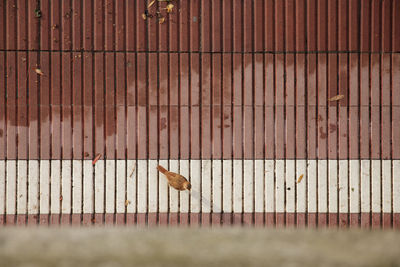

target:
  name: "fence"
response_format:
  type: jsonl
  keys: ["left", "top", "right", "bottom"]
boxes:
{"left": 0, "top": 0, "right": 399, "bottom": 227}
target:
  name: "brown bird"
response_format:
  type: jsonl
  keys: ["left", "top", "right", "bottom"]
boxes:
{"left": 157, "top": 165, "right": 191, "bottom": 191}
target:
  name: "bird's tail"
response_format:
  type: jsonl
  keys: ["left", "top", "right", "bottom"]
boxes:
{"left": 157, "top": 165, "right": 168, "bottom": 175}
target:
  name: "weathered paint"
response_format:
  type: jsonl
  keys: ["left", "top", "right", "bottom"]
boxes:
{"left": 0, "top": 0, "right": 399, "bottom": 227}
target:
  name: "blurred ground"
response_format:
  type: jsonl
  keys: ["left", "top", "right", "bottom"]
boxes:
{"left": 0, "top": 227, "right": 399, "bottom": 267}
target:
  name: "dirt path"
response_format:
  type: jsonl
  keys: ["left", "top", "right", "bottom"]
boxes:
{"left": 0, "top": 228, "right": 399, "bottom": 267}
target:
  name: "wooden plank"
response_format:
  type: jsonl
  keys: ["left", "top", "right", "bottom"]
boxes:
{"left": 105, "top": 160, "right": 116, "bottom": 219}
{"left": 243, "top": 160, "right": 254, "bottom": 215}
{"left": 382, "top": 160, "right": 392, "bottom": 218}
{"left": 190, "top": 160, "right": 201, "bottom": 217}
{"left": 158, "top": 159, "right": 169, "bottom": 214}
{"left": 275, "top": 160, "right": 284, "bottom": 215}
{"left": 360, "top": 160, "right": 370, "bottom": 227}
{"left": 6, "top": 161, "right": 16, "bottom": 222}
{"left": 212, "top": 160, "right": 222, "bottom": 214}
{"left": 233, "top": 159, "right": 243, "bottom": 214}
{"left": 222, "top": 160, "right": 232, "bottom": 214}
{"left": 116, "top": 160, "right": 126, "bottom": 214}
{"left": 169, "top": 161, "right": 179, "bottom": 214}
{"left": 394, "top": 161, "right": 400, "bottom": 223}
{"left": 371, "top": 160, "right": 381, "bottom": 228}
{"left": 137, "top": 160, "right": 147, "bottom": 214}
{"left": 285, "top": 160, "right": 295, "bottom": 225}
{"left": 201, "top": 160, "right": 212, "bottom": 217}
{"left": 83, "top": 160, "right": 93, "bottom": 215}
{"left": 0, "top": 161, "right": 4, "bottom": 220}
{"left": 94, "top": 160, "right": 104, "bottom": 215}
{"left": 17, "top": 161, "right": 27, "bottom": 223}
{"left": 72, "top": 160, "right": 82, "bottom": 218}
{"left": 338, "top": 160, "right": 348, "bottom": 227}
{"left": 126, "top": 160, "right": 137, "bottom": 214}
{"left": 307, "top": 159, "right": 317, "bottom": 220}
{"left": 180, "top": 160, "right": 190, "bottom": 219}
{"left": 50, "top": 160, "right": 61, "bottom": 218}
{"left": 296, "top": 160, "right": 306, "bottom": 217}
{"left": 148, "top": 160, "right": 158, "bottom": 214}
{"left": 318, "top": 160, "right": 328, "bottom": 225}
{"left": 265, "top": 160, "right": 274, "bottom": 214}
{"left": 61, "top": 160, "right": 71, "bottom": 214}
{"left": 254, "top": 160, "right": 264, "bottom": 214}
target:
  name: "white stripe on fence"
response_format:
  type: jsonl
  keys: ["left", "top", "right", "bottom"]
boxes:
{"left": 0, "top": 159, "right": 398, "bottom": 215}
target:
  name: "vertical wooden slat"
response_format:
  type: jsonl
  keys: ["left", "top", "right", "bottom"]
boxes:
{"left": 147, "top": 160, "right": 157, "bottom": 226}
{"left": 0, "top": 0, "right": 5, "bottom": 223}
{"left": 168, "top": 0, "right": 180, "bottom": 225}
{"left": 221, "top": 0, "right": 233, "bottom": 224}
{"left": 316, "top": 0, "right": 328, "bottom": 228}
{"left": 179, "top": 160, "right": 190, "bottom": 225}
{"left": 146, "top": 0, "right": 159, "bottom": 227}
{"left": 93, "top": 0, "right": 105, "bottom": 225}
{"left": 104, "top": 0, "right": 115, "bottom": 225}
{"left": 306, "top": 0, "right": 317, "bottom": 226}
{"left": 274, "top": 0, "right": 285, "bottom": 227}
{"left": 381, "top": 0, "right": 392, "bottom": 229}
{"left": 348, "top": 0, "right": 360, "bottom": 227}
{"left": 82, "top": 0, "right": 94, "bottom": 226}
{"left": 115, "top": 0, "right": 126, "bottom": 225}
{"left": 179, "top": 0, "right": 190, "bottom": 225}
{"left": 338, "top": 0, "right": 349, "bottom": 228}
{"left": 264, "top": 0, "right": 274, "bottom": 226}
{"left": 327, "top": 0, "right": 338, "bottom": 228}
{"left": 136, "top": 0, "right": 147, "bottom": 225}
{"left": 201, "top": 0, "right": 212, "bottom": 226}
{"left": 242, "top": 0, "right": 254, "bottom": 226}
{"left": 360, "top": 0, "right": 371, "bottom": 228}
{"left": 50, "top": 0, "right": 62, "bottom": 225}
{"left": 6, "top": 0, "right": 18, "bottom": 221}
{"left": 265, "top": 160, "right": 274, "bottom": 226}
{"left": 28, "top": 0, "right": 41, "bottom": 225}
{"left": 71, "top": 0, "right": 83, "bottom": 225}
{"left": 39, "top": 0, "right": 51, "bottom": 225}
{"left": 295, "top": 0, "right": 306, "bottom": 228}
{"left": 0, "top": 0, "right": 5, "bottom": 225}
{"left": 158, "top": 2, "right": 168, "bottom": 222}
{"left": 393, "top": 0, "right": 400, "bottom": 229}
{"left": 190, "top": 160, "right": 201, "bottom": 225}
{"left": 232, "top": 0, "right": 243, "bottom": 225}
{"left": 371, "top": 0, "right": 381, "bottom": 229}
{"left": 125, "top": 0, "right": 136, "bottom": 225}
{"left": 189, "top": 0, "right": 200, "bottom": 225}
{"left": 285, "top": 0, "right": 296, "bottom": 227}
{"left": 169, "top": 160, "right": 179, "bottom": 225}
{"left": 253, "top": 0, "right": 264, "bottom": 226}
{"left": 16, "top": 0, "right": 28, "bottom": 226}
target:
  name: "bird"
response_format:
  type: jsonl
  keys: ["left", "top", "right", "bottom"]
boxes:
{"left": 157, "top": 165, "right": 191, "bottom": 191}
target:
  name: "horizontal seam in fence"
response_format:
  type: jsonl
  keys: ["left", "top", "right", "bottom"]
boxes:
{"left": 0, "top": 49, "right": 399, "bottom": 54}
{"left": 5, "top": 104, "right": 399, "bottom": 108}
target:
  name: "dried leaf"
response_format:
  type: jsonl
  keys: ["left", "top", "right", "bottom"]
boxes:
{"left": 35, "top": 68, "right": 44, "bottom": 75}
{"left": 92, "top": 154, "right": 101, "bottom": 165}
{"left": 158, "top": 17, "right": 165, "bottom": 24}
{"left": 148, "top": 0, "right": 156, "bottom": 8}
{"left": 125, "top": 200, "right": 131, "bottom": 206}
{"left": 60, "top": 195, "right": 63, "bottom": 201}
{"left": 297, "top": 174, "right": 304, "bottom": 184}
{"left": 142, "top": 13, "right": 147, "bottom": 20}
{"left": 129, "top": 166, "right": 136, "bottom": 178}
{"left": 329, "top": 94, "right": 344, "bottom": 101}
{"left": 165, "top": 3, "right": 174, "bottom": 13}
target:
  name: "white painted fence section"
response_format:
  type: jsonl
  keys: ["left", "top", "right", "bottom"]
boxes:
{"left": 0, "top": 160, "right": 398, "bottom": 226}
